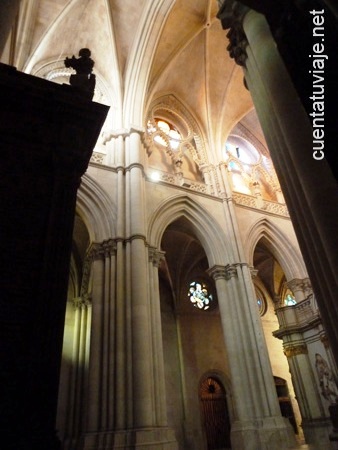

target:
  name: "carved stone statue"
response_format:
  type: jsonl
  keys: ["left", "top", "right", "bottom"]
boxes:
{"left": 64, "top": 48, "right": 96, "bottom": 98}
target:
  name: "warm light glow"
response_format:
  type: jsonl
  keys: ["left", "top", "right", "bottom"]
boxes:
{"left": 150, "top": 171, "right": 161, "bottom": 182}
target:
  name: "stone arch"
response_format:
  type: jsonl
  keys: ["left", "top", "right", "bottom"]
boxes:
{"left": 198, "top": 369, "right": 232, "bottom": 403}
{"left": 244, "top": 218, "right": 307, "bottom": 280}
{"left": 123, "top": 0, "right": 175, "bottom": 127}
{"left": 76, "top": 173, "right": 116, "bottom": 242}
{"left": 148, "top": 194, "right": 230, "bottom": 267}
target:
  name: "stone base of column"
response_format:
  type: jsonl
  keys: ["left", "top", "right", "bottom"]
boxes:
{"left": 82, "top": 427, "right": 178, "bottom": 449}
{"left": 230, "top": 416, "right": 296, "bottom": 450}
{"left": 329, "top": 403, "right": 338, "bottom": 446}
{"left": 302, "top": 417, "right": 336, "bottom": 449}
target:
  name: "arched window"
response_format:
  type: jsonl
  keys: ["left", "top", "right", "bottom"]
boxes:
{"left": 148, "top": 118, "right": 181, "bottom": 150}
{"left": 284, "top": 293, "right": 296, "bottom": 306}
{"left": 255, "top": 286, "right": 267, "bottom": 316}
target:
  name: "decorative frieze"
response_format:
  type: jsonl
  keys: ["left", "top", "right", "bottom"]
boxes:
{"left": 90, "top": 151, "right": 105, "bottom": 165}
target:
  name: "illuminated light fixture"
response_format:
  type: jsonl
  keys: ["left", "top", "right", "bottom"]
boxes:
{"left": 151, "top": 171, "right": 161, "bottom": 182}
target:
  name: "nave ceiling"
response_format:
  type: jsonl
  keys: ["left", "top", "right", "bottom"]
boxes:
{"left": 2, "top": 0, "right": 264, "bottom": 160}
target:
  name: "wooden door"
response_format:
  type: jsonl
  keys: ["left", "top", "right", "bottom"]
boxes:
{"left": 200, "top": 377, "right": 231, "bottom": 450}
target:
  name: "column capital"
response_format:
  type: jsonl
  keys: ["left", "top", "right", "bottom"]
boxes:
{"left": 208, "top": 264, "right": 238, "bottom": 281}
{"left": 90, "top": 239, "right": 117, "bottom": 260}
{"left": 249, "top": 266, "right": 258, "bottom": 278}
{"left": 148, "top": 247, "right": 166, "bottom": 268}
{"left": 284, "top": 344, "right": 308, "bottom": 358}
{"left": 320, "top": 334, "right": 330, "bottom": 349}
{"left": 217, "top": 0, "right": 250, "bottom": 67}
{"left": 287, "top": 278, "right": 304, "bottom": 293}
{"left": 73, "top": 293, "right": 92, "bottom": 309}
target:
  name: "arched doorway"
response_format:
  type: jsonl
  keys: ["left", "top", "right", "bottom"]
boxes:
{"left": 200, "top": 376, "right": 231, "bottom": 450}
{"left": 274, "top": 376, "right": 298, "bottom": 434}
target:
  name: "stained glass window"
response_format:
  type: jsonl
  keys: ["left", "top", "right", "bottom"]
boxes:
{"left": 188, "top": 281, "right": 213, "bottom": 310}
{"left": 284, "top": 294, "right": 297, "bottom": 306}
{"left": 147, "top": 119, "right": 181, "bottom": 150}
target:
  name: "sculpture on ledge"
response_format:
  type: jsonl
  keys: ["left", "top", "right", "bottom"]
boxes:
{"left": 64, "top": 48, "right": 96, "bottom": 98}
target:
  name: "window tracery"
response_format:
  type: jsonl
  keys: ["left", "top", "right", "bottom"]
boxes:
{"left": 145, "top": 95, "right": 208, "bottom": 186}
{"left": 188, "top": 281, "right": 213, "bottom": 311}
{"left": 224, "top": 134, "right": 280, "bottom": 201}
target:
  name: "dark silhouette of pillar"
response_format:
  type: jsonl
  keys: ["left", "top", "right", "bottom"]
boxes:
{"left": 217, "top": 0, "right": 338, "bottom": 443}
{"left": 0, "top": 63, "right": 109, "bottom": 450}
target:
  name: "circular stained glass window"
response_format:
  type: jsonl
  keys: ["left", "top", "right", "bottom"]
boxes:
{"left": 188, "top": 281, "right": 213, "bottom": 310}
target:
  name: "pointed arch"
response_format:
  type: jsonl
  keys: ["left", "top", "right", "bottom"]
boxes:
{"left": 145, "top": 93, "right": 209, "bottom": 166}
{"left": 244, "top": 218, "right": 307, "bottom": 280}
{"left": 76, "top": 173, "right": 116, "bottom": 242}
{"left": 148, "top": 194, "right": 230, "bottom": 267}
{"left": 123, "top": 0, "right": 175, "bottom": 127}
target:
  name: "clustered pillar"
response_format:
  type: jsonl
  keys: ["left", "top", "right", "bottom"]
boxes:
{"left": 208, "top": 263, "right": 295, "bottom": 450}
{"left": 81, "top": 130, "right": 178, "bottom": 449}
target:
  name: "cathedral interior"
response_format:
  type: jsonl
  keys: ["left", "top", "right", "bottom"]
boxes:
{"left": 0, "top": 1, "right": 337, "bottom": 450}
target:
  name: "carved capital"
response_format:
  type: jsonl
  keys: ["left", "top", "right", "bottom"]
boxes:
{"left": 90, "top": 239, "right": 117, "bottom": 260}
{"left": 217, "top": 1, "right": 249, "bottom": 67}
{"left": 208, "top": 264, "right": 238, "bottom": 281}
{"left": 287, "top": 278, "right": 304, "bottom": 293}
{"left": 208, "top": 265, "right": 227, "bottom": 281}
{"left": 320, "top": 334, "right": 330, "bottom": 349}
{"left": 249, "top": 266, "right": 258, "bottom": 278}
{"left": 302, "top": 278, "right": 313, "bottom": 297}
{"left": 284, "top": 344, "right": 308, "bottom": 358}
{"left": 73, "top": 293, "right": 92, "bottom": 309}
{"left": 102, "top": 239, "right": 117, "bottom": 257}
{"left": 148, "top": 247, "right": 165, "bottom": 268}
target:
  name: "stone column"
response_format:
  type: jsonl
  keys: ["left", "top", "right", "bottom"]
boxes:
{"left": 283, "top": 344, "right": 331, "bottom": 448}
{"left": 112, "top": 130, "right": 178, "bottom": 449}
{"left": 0, "top": 0, "right": 21, "bottom": 54}
{"left": 217, "top": 0, "right": 338, "bottom": 367}
{"left": 208, "top": 264, "right": 295, "bottom": 450}
{"left": 62, "top": 294, "right": 91, "bottom": 450}
{"left": 83, "top": 240, "right": 118, "bottom": 449}
{"left": 217, "top": 3, "right": 338, "bottom": 441}
{"left": 148, "top": 247, "right": 169, "bottom": 427}
{"left": 287, "top": 278, "right": 310, "bottom": 303}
